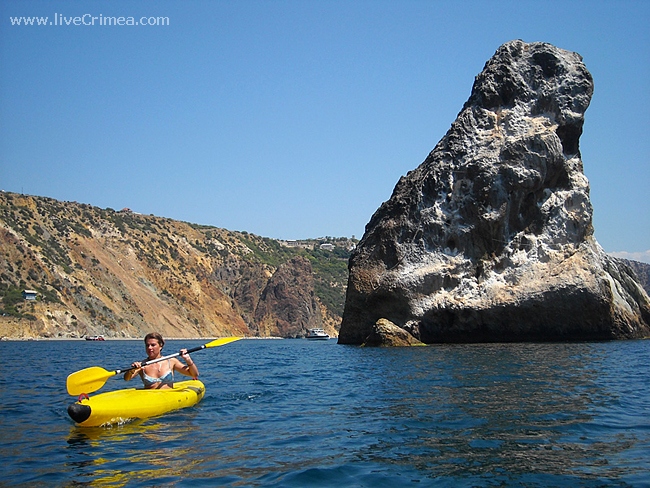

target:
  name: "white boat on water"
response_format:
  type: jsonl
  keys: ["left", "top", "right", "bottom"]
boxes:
{"left": 85, "top": 335, "right": 105, "bottom": 341}
{"left": 305, "top": 328, "right": 330, "bottom": 340}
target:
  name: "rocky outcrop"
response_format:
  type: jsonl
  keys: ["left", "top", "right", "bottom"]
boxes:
{"left": 622, "top": 260, "right": 650, "bottom": 295}
{"left": 253, "top": 257, "right": 323, "bottom": 338}
{"left": 339, "top": 40, "right": 650, "bottom": 344}
{"left": 362, "top": 318, "right": 426, "bottom": 347}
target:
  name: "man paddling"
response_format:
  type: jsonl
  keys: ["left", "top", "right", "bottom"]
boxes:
{"left": 124, "top": 332, "right": 199, "bottom": 388}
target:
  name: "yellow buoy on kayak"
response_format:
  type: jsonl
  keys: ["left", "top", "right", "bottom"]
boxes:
{"left": 68, "top": 380, "right": 205, "bottom": 427}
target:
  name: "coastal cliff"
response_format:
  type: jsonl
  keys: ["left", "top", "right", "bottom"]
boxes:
{"left": 339, "top": 40, "right": 650, "bottom": 344}
{"left": 0, "top": 192, "right": 353, "bottom": 339}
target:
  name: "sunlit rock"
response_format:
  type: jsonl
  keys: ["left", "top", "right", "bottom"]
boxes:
{"left": 339, "top": 40, "right": 650, "bottom": 344}
{"left": 361, "top": 318, "right": 425, "bottom": 347}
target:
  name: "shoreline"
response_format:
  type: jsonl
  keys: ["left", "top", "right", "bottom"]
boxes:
{"left": 0, "top": 335, "right": 288, "bottom": 341}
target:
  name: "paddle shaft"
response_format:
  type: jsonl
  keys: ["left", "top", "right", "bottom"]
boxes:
{"left": 66, "top": 337, "right": 241, "bottom": 395}
{"left": 115, "top": 344, "right": 207, "bottom": 375}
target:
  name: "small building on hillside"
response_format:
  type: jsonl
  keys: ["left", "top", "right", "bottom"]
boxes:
{"left": 23, "top": 290, "right": 37, "bottom": 301}
{"left": 280, "top": 240, "right": 314, "bottom": 250}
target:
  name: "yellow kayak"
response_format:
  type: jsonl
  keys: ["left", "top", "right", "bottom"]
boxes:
{"left": 67, "top": 380, "right": 205, "bottom": 427}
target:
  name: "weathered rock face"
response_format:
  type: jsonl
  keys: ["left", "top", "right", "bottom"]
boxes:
{"left": 339, "top": 40, "right": 650, "bottom": 344}
{"left": 623, "top": 260, "right": 650, "bottom": 295}
{"left": 253, "top": 256, "right": 323, "bottom": 338}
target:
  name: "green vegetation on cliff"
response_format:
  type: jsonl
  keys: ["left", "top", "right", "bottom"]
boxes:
{"left": 0, "top": 192, "right": 356, "bottom": 338}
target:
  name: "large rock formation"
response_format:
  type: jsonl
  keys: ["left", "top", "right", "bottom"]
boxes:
{"left": 339, "top": 40, "right": 650, "bottom": 344}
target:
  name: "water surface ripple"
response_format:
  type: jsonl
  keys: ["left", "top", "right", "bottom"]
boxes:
{"left": 0, "top": 339, "right": 648, "bottom": 486}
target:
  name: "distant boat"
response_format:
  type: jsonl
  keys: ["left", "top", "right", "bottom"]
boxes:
{"left": 85, "top": 335, "right": 105, "bottom": 341}
{"left": 305, "top": 328, "right": 329, "bottom": 340}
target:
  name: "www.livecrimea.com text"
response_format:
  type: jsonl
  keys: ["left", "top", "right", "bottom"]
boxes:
{"left": 9, "top": 13, "right": 170, "bottom": 27}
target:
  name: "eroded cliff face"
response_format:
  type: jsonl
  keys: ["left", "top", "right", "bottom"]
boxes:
{"left": 339, "top": 40, "right": 650, "bottom": 344}
{"left": 0, "top": 193, "right": 346, "bottom": 339}
{"left": 253, "top": 257, "right": 323, "bottom": 338}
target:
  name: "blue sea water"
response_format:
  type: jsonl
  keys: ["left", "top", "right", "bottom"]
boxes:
{"left": 0, "top": 338, "right": 648, "bottom": 487}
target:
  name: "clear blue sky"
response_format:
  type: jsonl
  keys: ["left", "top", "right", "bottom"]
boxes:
{"left": 1, "top": 1, "right": 648, "bottom": 263}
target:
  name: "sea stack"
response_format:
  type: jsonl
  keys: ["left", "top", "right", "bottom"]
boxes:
{"left": 339, "top": 40, "right": 650, "bottom": 345}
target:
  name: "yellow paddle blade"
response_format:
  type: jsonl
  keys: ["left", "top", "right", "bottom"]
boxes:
{"left": 66, "top": 366, "right": 116, "bottom": 396}
{"left": 204, "top": 337, "right": 243, "bottom": 348}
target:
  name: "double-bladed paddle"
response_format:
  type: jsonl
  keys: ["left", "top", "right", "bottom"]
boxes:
{"left": 66, "top": 336, "right": 242, "bottom": 396}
